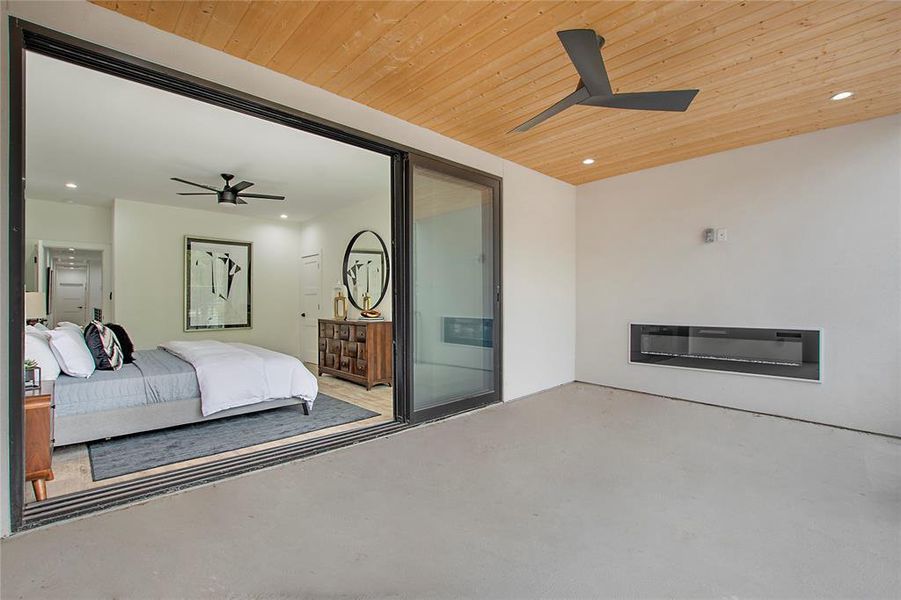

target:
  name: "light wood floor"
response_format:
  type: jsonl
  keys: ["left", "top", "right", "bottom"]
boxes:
{"left": 27, "top": 364, "right": 393, "bottom": 503}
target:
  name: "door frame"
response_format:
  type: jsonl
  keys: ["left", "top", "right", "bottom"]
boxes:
{"left": 299, "top": 252, "right": 322, "bottom": 364}
{"left": 6, "top": 17, "right": 502, "bottom": 532}
{"left": 406, "top": 154, "right": 503, "bottom": 424}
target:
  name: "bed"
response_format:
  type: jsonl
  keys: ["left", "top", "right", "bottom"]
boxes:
{"left": 53, "top": 341, "right": 318, "bottom": 447}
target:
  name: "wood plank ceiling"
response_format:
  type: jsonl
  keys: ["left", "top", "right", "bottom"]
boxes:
{"left": 90, "top": 1, "right": 901, "bottom": 185}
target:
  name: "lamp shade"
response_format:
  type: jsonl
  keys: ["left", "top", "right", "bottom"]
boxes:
{"left": 25, "top": 292, "right": 47, "bottom": 320}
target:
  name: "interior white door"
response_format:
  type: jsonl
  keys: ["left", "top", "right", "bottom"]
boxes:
{"left": 53, "top": 267, "right": 88, "bottom": 326}
{"left": 299, "top": 253, "right": 321, "bottom": 364}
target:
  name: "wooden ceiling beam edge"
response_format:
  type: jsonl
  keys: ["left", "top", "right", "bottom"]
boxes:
{"left": 568, "top": 100, "right": 901, "bottom": 184}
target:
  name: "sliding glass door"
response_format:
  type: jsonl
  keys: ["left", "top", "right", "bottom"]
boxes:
{"left": 410, "top": 156, "right": 501, "bottom": 422}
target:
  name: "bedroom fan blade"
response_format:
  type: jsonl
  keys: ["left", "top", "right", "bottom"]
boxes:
{"left": 230, "top": 180, "right": 254, "bottom": 193}
{"left": 583, "top": 89, "right": 699, "bottom": 112}
{"left": 177, "top": 192, "right": 217, "bottom": 195}
{"left": 236, "top": 198, "right": 248, "bottom": 204}
{"left": 557, "top": 29, "right": 612, "bottom": 97}
{"left": 238, "top": 193, "right": 286, "bottom": 200}
{"left": 511, "top": 86, "right": 590, "bottom": 133}
{"left": 170, "top": 177, "right": 220, "bottom": 191}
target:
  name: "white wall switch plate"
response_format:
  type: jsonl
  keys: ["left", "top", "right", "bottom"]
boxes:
{"left": 716, "top": 228, "right": 728, "bottom": 242}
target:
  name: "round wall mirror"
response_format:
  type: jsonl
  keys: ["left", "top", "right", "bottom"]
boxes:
{"left": 343, "top": 230, "right": 390, "bottom": 311}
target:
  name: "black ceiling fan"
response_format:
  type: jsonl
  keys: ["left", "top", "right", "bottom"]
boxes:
{"left": 171, "top": 173, "right": 286, "bottom": 205}
{"left": 511, "top": 29, "right": 699, "bottom": 133}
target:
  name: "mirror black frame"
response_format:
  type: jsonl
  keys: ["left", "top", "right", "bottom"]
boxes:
{"left": 342, "top": 229, "right": 390, "bottom": 310}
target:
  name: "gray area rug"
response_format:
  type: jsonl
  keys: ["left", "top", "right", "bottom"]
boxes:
{"left": 87, "top": 394, "right": 379, "bottom": 481}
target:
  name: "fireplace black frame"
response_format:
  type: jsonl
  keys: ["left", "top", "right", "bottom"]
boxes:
{"left": 629, "top": 324, "right": 822, "bottom": 382}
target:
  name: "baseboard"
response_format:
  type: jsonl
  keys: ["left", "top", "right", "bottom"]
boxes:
{"left": 575, "top": 380, "right": 901, "bottom": 440}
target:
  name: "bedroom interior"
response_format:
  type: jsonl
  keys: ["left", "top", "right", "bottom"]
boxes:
{"left": 20, "top": 50, "right": 399, "bottom": 502}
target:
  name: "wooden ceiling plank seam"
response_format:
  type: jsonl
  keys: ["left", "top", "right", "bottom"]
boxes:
{"left": 334, "top": 0, "right": 561, "bottom": 102}
{"left": 407, "top": 0, "right": 680, "bottom": 129}
{"left": 321, "top": 2, "right": 462, "bottom": 96}
{"left": 301, "top": 1, "right": 427, "bottom": 86}
{"left": 376, "top": 0, "right": 582, "bottom": 117}
{"left": 348, "top": 1, "right": 511, "bottom": 104}
{"left": 173, "top": 0, "right": 218, "bottom": 41}
{"left": 111, "top": 1, "right": 152, "bottom": 22}
{"left": 566, "top": 95, "right": 901, "bottom": 182}
{"left": 222, "top": 0, "right": 283, "bottom": 58}
{"left": 320, "top": 0, "right": 505, "bottom": 95}
{"left": 200, "top": 1, "right": 253, "bottom": 51}
{"left": 424, "top": 0, "right": 749, "bottom": 136}
{"left": 303, "top": 1, "right": 453, "bottom": 93}
{"left": 284, "top": 0, "right": 397, "bottom": 81}
{"left": 488, "top": 10, "right": 901, "bottom": 160}
{"left": 266, "top": 2, "right": 357, "bottom": 74}
{"left": 349, "top": 0, "right": 539, "bottom": 108}
{"left": 244, "top": 2, "right": 322, "bottom": 66}
{"left": 476, "top": 3, "right": 900, "bottom": 156}
{"left": 543, "top": 72, "right": 901, "bottom": 178}
{"left": 393, "top": 0, "right": 649, "bottom": 123}
{"left": 145, "top": 0, "right": 186, "bottom": 33}
{"left": 461, "top": 0, "right": 819, "bottom": 145}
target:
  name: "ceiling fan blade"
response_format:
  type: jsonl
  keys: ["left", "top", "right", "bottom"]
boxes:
{"left": 230, "top": 180, "right": 254, "bottom": 193}
{"left": 511, "top": 87, "right": 590, "bottom": 133}
{"left": 236, "top": 198, "right": 248, "bottom": 205}
{"left": 238, "top": 193, "right": 286, "bottom": 200}
{"left": 171, "top": 177, "right": 220, "bottom": 191}
{"left": 583, "top": 89, "right": 699, "bottom": 112}
{"left": 177, "top": 192, "right": 217, "bottom": 196}
{"left": 557, "top": 29, "right": 612, "bottom": 97}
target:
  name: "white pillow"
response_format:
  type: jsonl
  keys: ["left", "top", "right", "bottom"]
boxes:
{"left": 48, "top": 328, "right": 95, "bottom": 378}
{"left": 25, "top": 332, "right": 61, "bottom": 381}
{"left": 56, "top": 321, "right": 83, "bottom": 331}
{"left": 33, "top": 322, "right": 50, "bottom": 332}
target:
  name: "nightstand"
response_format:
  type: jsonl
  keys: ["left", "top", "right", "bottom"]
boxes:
{"left": 24, "top": 381, "right": 54, "bottom": 501}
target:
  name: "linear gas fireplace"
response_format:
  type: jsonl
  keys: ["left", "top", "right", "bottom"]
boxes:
{"left": 630, "top": 324, "right": 821, "bottom": 381}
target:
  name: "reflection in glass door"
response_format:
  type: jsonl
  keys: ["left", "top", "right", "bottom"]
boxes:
{"left": 410, "top": 156, "right": 501, "bottom": 422}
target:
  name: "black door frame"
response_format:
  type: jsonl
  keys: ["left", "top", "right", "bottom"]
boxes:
{"left": 6, "top": 18, "right": 503, "bottom": 532}
{"left": 407, "top": 155, "right": 503, "bottom": 424}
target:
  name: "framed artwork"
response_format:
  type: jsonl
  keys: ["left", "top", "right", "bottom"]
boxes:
{"left": 184, "top": 236, "right": 252, "bottom": 331}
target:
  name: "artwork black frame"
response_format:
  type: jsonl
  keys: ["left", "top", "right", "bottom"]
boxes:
{"left": 6, "top": 17, "right": 503, "bottom": 532}
{"left": 342, "top": 230, "right": 390, "bottom": 311}
{"left": 184, "top": 236, "right": 253, "bottom": 331}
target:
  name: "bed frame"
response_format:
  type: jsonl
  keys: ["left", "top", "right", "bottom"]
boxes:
{"left": 54, "top": 396, "right": 312, "bottom": 447}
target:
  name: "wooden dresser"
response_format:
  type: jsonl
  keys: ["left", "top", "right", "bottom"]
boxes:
{"left": 24, "top": 381, "right": 54, "bottom": 501}
{"left": 318, "top": 319, "right": 392, "bottom": 390}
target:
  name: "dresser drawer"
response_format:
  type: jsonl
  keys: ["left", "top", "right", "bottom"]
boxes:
{"left": 355, "top": 326, "right": 367, "bottom": 342}
{"left": 354, "top": 359, "right": 368, "bottom": 377}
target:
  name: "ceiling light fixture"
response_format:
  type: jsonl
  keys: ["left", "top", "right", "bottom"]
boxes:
{"left": 68, "top": 256, "right": 75, "bottom": 259}
{"left": 582, "top": 158, "right": 595, "bottom": 165}
{"left": 280, "top": 214, "right": 288, "bottom": 219}
{"left": 65, "top": 182, "right": 78, "bottom": 189}
{"left": 68, "top": 248, "right": 75, "bottom": 252}
{"left": 831, "top": 91, "right": 853, "bottom": 101}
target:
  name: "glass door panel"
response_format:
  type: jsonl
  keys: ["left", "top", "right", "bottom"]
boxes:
{"left": 410, "top": 158, "right": 501, "bottom": 421}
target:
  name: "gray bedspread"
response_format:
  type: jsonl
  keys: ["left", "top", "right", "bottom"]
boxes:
{"left": 54, "top": 349, "right": 200, "bottom": 417}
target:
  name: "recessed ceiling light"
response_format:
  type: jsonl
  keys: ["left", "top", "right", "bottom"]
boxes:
{"left": 68, "top": 256, "right": 75, "bottom": 259}
{"left": 582, "top": 158, "right": 595, "bottom": 165}
{"left": 280, "top": 214, "right": 288, "bottom": 219}
{"left": 65, "top": 182, "right": 78, "bottom": 189}
{"left": 67, "top": 248, "right": 75, "bottom": 252}
{"left": 831, "top": 91, "right": 854, "bottom": 101}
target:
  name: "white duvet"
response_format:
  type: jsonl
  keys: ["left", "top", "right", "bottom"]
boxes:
{"left": 160, "top": 340, "right": 319, "bottom": 416}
